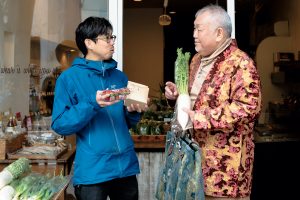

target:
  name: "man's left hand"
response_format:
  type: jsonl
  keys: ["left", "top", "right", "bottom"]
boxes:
{"left": 126, "top": 98, "right": 150, "bottom": 113}
{"left": 182, "top": 107, "right": 195, "bottom": 121}
{"left": 126, "top": 103, "right": 148, "bottom": 113}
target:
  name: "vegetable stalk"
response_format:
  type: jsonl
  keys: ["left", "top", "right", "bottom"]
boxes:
{"left": 175, "top": 48, "right": 190, "bottom": 95}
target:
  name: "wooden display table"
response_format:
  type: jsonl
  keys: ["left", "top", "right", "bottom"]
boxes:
{"left": 0, "top": 148, "right": 76, "bottom": 200}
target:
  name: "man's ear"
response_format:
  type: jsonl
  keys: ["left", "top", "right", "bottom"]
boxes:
{"left": 216, "top": 27, "right": 225, "bottom": 42}
{"left": 84, "top": 38, "right": 94, "bottom": 50}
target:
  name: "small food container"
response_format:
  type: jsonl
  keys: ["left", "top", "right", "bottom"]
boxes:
{"left": 102, "top": 87, "right": 130, "bottom": 101}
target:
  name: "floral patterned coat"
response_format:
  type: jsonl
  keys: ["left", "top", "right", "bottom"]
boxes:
{"left": 189, "top": 41, "right": 262, "bottom": 198}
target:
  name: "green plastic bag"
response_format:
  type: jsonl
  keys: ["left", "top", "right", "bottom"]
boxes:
{"left": 155, "top": 130, "right": 205, "bottom": 200}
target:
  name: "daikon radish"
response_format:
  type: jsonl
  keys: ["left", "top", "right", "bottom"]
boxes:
{"left": 0, "top": 185, "right": 15, "bottom": 200}
{"left": 174, "top": 48, "right": 191, "bottom": 130}
{"left": 177, "top": 93, "right": 191, "bottom": 130}
{"left": 0, "top": 170, "right": 13, "bottom": 190}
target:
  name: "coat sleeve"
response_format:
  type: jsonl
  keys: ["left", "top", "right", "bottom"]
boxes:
{"left": 51, "top": 76, "right": 101, "bottom": 135}
{"left": 193, "top": 57, "right": 262, "bottom": 132}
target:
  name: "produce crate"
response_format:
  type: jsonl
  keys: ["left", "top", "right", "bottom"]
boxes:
{"left": 0, "top": 132, "right": 26, "bottom": 160}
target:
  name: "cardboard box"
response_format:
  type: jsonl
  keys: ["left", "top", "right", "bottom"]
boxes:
{"left": 124, "top": 81, "right": 149, "bottom": 107}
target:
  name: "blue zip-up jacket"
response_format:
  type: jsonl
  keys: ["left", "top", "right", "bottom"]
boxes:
{"left": 51, "top": 57, "right": 141, "bottom": 186}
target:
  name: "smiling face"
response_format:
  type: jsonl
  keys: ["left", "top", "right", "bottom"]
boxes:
{"left": 193, "top": 11, "right": 225, "bottom": 57}
{"left": 84, "top": 33, "right": 115, "bottom": 61}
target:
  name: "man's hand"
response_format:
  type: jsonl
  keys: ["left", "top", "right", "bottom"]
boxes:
{"left": 165, "top": 81, "right": 179, "bottom": 100}
{"left": 96, "top": 90, "right": 120, "bottom": 107}
{"left": 126, "top": 98, "right": 150, "bottom": 113}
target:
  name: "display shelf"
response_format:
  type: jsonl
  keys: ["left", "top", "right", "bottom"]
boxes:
{"left": 272, "top": 61, "right": 300, "bottom": 83}
{"left": 131, "top": 135, "right": 166, "bottom": 150}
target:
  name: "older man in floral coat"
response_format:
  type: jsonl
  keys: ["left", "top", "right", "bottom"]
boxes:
{"left": 165, "top": 5, "right": 261, "bottom": 200}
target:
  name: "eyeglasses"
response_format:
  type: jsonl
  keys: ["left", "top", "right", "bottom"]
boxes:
{"left": 94, "top": 35, "right": 116, "bottom": 43}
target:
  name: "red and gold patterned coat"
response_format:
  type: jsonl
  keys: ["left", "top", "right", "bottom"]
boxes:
{"left": 189, "top": 41, "right": 262, "bottom": 198}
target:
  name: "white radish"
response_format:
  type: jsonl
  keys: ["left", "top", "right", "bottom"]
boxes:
{"left": 0, "top": 185, "right": 15, "bottom": 200}
{"left": 177, "top": 94, "right": 191, "bottom": 130}
{"left": 0, "top": 170, "right": 13, "bottom": 190}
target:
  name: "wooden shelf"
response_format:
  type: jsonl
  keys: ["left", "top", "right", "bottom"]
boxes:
{"left": 131, "top": 135, "right": 166, "bottom": 150}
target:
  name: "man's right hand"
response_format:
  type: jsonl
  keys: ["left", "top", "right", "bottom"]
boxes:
{"left": 165, "top": 81, "right": 179, "bottom": 100}
{"left": 96, "top": 90, "right": 120, "bottom": 107}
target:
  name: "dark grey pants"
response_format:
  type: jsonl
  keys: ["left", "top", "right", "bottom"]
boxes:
{"left": 74, "top": 175, "right": 138, "bottom": 200}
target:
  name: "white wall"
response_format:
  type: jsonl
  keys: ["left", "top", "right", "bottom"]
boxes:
{"left": 123, "top": 8, "right": 164, "bottom": 98}
{"left": 31, "top": 0, "right": 81, "bottom": 72}
{"left": 0, "top": 0, "right": 35, "bottom": 115}
{"left": 0, "top": 0, "right": 81, "bottom": 116}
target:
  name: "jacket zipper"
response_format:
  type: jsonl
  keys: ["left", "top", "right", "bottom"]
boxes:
{"left": 99, "top": 64, "right": 123, "bottom": 176}
{"left": 99, "top": 64, "right": 121, "bottom": 154}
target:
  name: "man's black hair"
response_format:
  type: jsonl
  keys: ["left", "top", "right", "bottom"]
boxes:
{"left": 75, "top": 17, "right": 113, "bottom": 56}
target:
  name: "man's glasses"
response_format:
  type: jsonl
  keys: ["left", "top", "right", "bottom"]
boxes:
{"left": 94, "top": 35, "right": 116, "bottom": 43}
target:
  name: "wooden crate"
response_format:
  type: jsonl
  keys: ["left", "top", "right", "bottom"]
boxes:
{"left": 0, "top": 132, "right": 26, "bottom": 160}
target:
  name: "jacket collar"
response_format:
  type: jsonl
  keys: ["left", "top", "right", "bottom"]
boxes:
{"left": 71, "top": 57, "right": 117, "bottom": 76}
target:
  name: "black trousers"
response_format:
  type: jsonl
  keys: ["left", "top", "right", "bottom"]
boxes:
{"left": 74, "top": 175, "right": 138, "bottom": 200}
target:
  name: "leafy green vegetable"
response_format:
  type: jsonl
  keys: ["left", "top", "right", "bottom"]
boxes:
{"left": 175, "top": 48, "right": 191, "bottom": 95}
{"left": 5, "top": 157, "right": 30, "bottom": 179}
{"left": 10, "top": 172, "right": 68, "bottom": 200}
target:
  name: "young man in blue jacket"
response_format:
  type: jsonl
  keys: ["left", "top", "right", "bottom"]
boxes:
{"left": 51, "top": 17, "right": 145, "bottom": 200}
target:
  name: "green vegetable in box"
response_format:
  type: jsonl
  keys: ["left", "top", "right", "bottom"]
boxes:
{"left": 9, "top": 172, "right": 67, "bottom": 200}
{"left": 0, "top": 157, "right": 30, "bottom": 190}
{"left": 5, "top": 158, "right": 30, "bottom": 179}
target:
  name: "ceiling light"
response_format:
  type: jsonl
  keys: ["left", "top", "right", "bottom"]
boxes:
{"left": 159, "top": 15, "right": 171, "bottom": 26}
{"left": 159, "top": 0, "right": 171, "bottom": 26}
{"left": 133, "top": 0, "right": 142, "bottom": 2}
